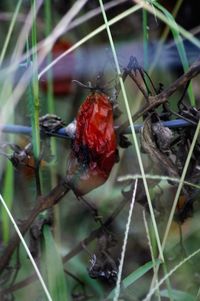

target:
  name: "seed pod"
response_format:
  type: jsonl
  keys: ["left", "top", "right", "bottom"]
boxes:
{"left": 66, "top": 92, "right": 117, "bottom": 195}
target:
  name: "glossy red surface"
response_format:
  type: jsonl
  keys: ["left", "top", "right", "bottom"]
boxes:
{"left": 66, "top": 92, "right": 117, "bottom": 195}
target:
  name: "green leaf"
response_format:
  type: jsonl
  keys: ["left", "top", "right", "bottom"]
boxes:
{"left": 160, "top": 289, "right": 196, "bottom": 301}
{"left": 30, "top": 0, "right": 40, "bottom": 159}
{"left": 2, "top": 82, "right": 14, "bottom": 244}
{"left": 42, "top": 225, "right": 70, "bottom": 301}
{"left": 2, "top": 160, "right": 14, "bottom": 244}
{"left": 154, "top": 2, "right": 195, "bottom": 106}
{"left": 123, "top": 260, "right": 159, "bottom": 289}
{"left": 107, "top": 259, "right": 161, "bottom": 299}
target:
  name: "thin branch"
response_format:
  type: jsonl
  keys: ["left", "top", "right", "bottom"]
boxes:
{"left": 0, "top": 180, "right": 70, "bottom": 273}
{"left": 127, "top": 71, "right": 149, "bottom": 100}
{"left": 113, "top": 179, "right": 138, "bottom": 301}
{"left": 0, "top": 118, "right": 193, "bottom": 139}
{"left": 117, "top": 58, "right": 200, "bottom": 134}
{"left": 2, "top": 196, "right": 130, "bottom": 293}
{"left": 1, "top": 57, "right": 200, "bottom": 276}
{"left": 0, "top": 194, "right": 52, "bottom": 301}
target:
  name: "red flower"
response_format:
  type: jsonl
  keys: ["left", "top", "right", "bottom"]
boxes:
{"left": 66, "top": 92, "right": 117, "bottom": 195}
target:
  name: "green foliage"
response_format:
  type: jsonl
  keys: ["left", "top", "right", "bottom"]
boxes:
{"left": 42, "top": 225, "right": 70, "bottom": 301}
{"left": 30, "top": 0, "right": 40, "bottom": 159}
{"left": 154, "top": 1, "right": 195, "bottom": 106}
{"left": 0, "top": 1, "right": 200, "bottom": 301}
{"left": 2, "top": 160, "right": 13, "bottom": 243}
{"left": 160, "top": 289, "right": 196, "bottom": 301}
{"left": 107, "top": 260, "right": 161, "bottom": 299}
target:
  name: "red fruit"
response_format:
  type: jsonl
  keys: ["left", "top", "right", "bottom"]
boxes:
{"left": 39, "top": 39, "right": 74, "bottom": 96}
{"left": 66, "top": 92, "right": 117, "bottom": 195}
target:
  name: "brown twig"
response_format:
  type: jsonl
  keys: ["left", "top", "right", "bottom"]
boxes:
{"left": 2, "top": 196, "right": 129, "bottom": 294}
{"left": 127, "top": 71, "right": 149, "bottom": 101}
{"left": 117, "top": 58, "right": 200, "bottom": 134}
{"left": 2, "top": 182, "right": 149, "bottom": 294}
{"left": 1, "top": 57, "right": 200, "bottom": 291}
{"left": 0, "top": 179, "right": 70, "bottom": 274}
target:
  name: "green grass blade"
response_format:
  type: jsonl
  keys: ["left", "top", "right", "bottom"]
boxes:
{"left": 143, "top": 211, "right": 161, "bottom": 301}
{"left": 2, "top": 160, "right": 14, "bottom": 244}
{"left": 107, "top": 260, "right": 161, "bottom": 299}
{"left": 123, "top": 260, "right": 160, "bottom": 289}
{"left": 0, "top": 0, "right": 22, "bottom": 67}
{"left": 44, "top": 0, "right": 61, "bottom": 244}
{"left": 2, "top": 82, "right": 14, "bottom": 245}
{"left": 143, "top": 246, "right": 200, "bottom": 301}
{"left": 154, "top": 2, "right": 195, "bottom": 106}
{"left": 149, "top": 120, "right": 200, "bottom": 297}
{"left": 0, "top": 194, "right": 53, "bottom": 301}
{"left": 98, "top": 0, "right": 164, "bottom": 263}
{"left": 0, "top": 0, "right": 22, "bottom": 244}
{"left": 162, "top": 120, "right": 200, "bottom": 255}
{"left": 136, "top": 1, "right": 200, "bottom": 49}
{"left": 160, "top": 289, "right": 196, "bottom": 301}
{"left": 30, "top": 0, "right": 40, "bottom": 159}
{"left": 149, "top": 0, "right": 184, "bottom": 73}
{"left": 38, "top": 4, "right": 143, "bottom": 80}
{"left": 113, "top": 179, "right": 138, "bottom": 301}
{"left": 118, "top": 174, "right": 200, "bottom": 190}
{"left": 44, "top": 0, "right": 54, "bottom": 114}
{"left": 42, "top": 225, "right": 70, "bottom": 301}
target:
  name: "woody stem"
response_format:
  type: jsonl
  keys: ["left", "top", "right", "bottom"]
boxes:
{"left": 0, "top": 179, "right": 70, "bottom": 274}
